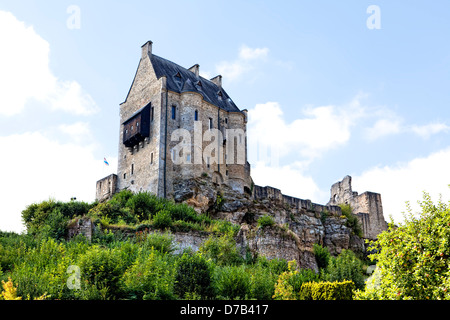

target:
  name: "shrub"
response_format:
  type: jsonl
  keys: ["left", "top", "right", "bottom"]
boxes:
{"left": 141, "top": 232, "right": 176, "bottom": 254}
{"left": 199, "top": 234, "right": 243, "bottom": 266}
{"left": 153, "top": 210, "right": 173, "bottom": 229}
{"left": 338, "top": 204, "right": 363, "bottom": 237}
{"left": 1, "top": 278, "right": 21, "bottom": 300}
{"left": 273, "top": 260, "right": 319, "bottom": 300}
{"left": 257, "top": 215, "right": 275, "bottom": 228}
{"left": 325, "top": 249, "right": 365, "bottom": 290}
{"left": 213, "top": 265, "right": 251, "bottom": 299}
{"left": 174, "top": 252, "right": 213, "bottom": 299}
{"left": 298, "top": 280, "right": 355, "bottom": 300}
{"left": 121, "top": 249, "right": 175, "bottom": 300}
{"left": 248, "top": 264, "right": 277, "bottom": 300}
{"left": 313, "top": 244, "right": 331, "bottom": 270}
{"left": 78, "top": 247, "right": 124, "bottom": 299}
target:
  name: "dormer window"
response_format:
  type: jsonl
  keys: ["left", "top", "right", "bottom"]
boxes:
{"left": 196, "top": 80, "right": 202, "bottom": 88}
{"left": 175, "top": 72, "right": 181, "bottom": 78}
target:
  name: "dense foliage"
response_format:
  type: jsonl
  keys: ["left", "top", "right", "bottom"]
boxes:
{"left": 356, "top": 192, "right": 450, "bottom": 300}
{"left": 0, "top": 189, "right": 384, "bottom": 300}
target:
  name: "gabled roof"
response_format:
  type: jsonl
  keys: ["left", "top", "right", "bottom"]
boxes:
{"left": 150, "top": 54, "right": 241, "bottom": 113}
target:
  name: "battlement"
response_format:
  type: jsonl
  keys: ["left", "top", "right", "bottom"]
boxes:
{"left": 253, "top": 185, "right": 342, "bottom": 217}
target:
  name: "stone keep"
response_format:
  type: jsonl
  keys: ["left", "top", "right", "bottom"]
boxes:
{"left": 96, "top": 41, "right": 253, "bottom": 201}
{"left": 327, "top": 175, "right": 387, "bottom": 240}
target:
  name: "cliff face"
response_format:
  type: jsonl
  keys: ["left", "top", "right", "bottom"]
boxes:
{"left": 173, "top": 177, "right": 366, "bottom": 271}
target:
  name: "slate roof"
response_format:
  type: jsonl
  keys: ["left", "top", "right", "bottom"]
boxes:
{"left": 150, "top": 54, "right": 242, "bottom": 113}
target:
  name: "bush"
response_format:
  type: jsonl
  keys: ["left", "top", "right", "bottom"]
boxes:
{"left": 174, "top": 252, "right": 213, "bottom": 299}
{"left": 153, "top": 210, "right": 173, "bottom": 229}
{"left": 313, "top": 244, "right": 331, "bottom": 270}
{"left": 298, "top": 280, "right": 355, "bottom": 300}
{"left": 257, "top": 215, "right": 275, "bottom": 228}
{"left": 248, "top": 264, "right": 277, "bottom": 300}
{"left": 338, "top": 204, "right": 363, "bottom": 237}
{"left": 78, "top": 247, "right": 124, "bottom": 299}
{"left": 121, "top": 249, "right": 175, "bottom": 300}
{"left": 273, "top": 260, "right": 319, "bottom": 300}
{"left": 213, "top": 265, "right": 251, "bottom": 299}
{"left": 141, "top": 232, "right": 176, "bottom": 254}
{"left": 325, "top": 249, "right": 365, "bottom": 290}
{"left": 199, "top": 234, "right": 243, "bottom": 266}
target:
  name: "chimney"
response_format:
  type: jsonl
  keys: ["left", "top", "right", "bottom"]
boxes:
{"left": 210, "top": 75, "right": 222, "bottom": 87}
{"left": 141, "top": 40, "right": 153, "bottom": 58}
{"left": 188, "top": 64, "right": 200, "bottom": 77}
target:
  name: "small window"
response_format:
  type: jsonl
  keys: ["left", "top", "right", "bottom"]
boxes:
{"left": 123, "top": 173, "right": 126, "bottom": 179}
{"left": 225, "top": 118, "right": 228, "bottom": 124}
{"left": 209, "top": 118, "right": 213, "bottom": 129}
{"left": 226, "top": 170, "right": 229, "bottom": 176}
{"left": 151, "top": 106, "right": 154, "bottom": 122}
{"left": 131, "top": 125, "right": 134, "bottom": 131}
{"left": 136, "top": 122, "right": 139, "bottom": 127}
{"left": 194, "top": 110, "right": 198, "bottom": 121}
{"left": 207, "top": 156, "right": 210, "bottom": 168}
{"left": 171, "top": 105, "right": 176, "bottom": 120}
{"left": 186, "top": 153, "right": 191, "bottom": 163}
{"left": 150, "top": 153, "right": 154, "bottom": 165}
{"left": 131, "top": 164, "right": 134, "bottom": 175}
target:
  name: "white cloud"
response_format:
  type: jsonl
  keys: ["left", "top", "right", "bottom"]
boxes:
{"left": 58, "top": 122, "right": 93, "bottom": 143}
{"left": 410, "top": 122, "right": 450, "bottom": 139}
{"left": 0, "top": 10, "right": 98, "bottom": 116}
{"left": 238, "top": 46, "right": 269, "bottom": 60}
{"left": 251, "top": 161, "right": 326, "bottom": 202}
{"left": 353, "top": 147, "right": 450, "bottom": 224}
{"left": 0, "top": 131, "right": 117, "bottom": 233}
{"left": 247, "top": 95, "right": 365, "bottom": 163}
{"left": 365, "top": 118, "right": 402, "bottom": 141}
{"left": 216, "top": 45, "right": 269, "bottom": 81}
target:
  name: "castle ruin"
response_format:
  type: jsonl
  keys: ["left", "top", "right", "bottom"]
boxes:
{"left": 96, "top": 41, "right": 387, "bottom": 241}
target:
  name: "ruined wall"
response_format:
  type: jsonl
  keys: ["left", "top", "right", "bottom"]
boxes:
{"left": 95, "top": 174, "right": 117, "bottom": 202}
{"left": 327, "top": 175, "right": 387, "bottom": 240}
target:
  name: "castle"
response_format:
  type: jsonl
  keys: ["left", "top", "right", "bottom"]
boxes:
{"left": 96, "top": 41, "right": 387, "bottom": 240}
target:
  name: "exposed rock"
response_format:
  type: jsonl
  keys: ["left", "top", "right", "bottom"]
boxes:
{"left": 171, "top": 177, "right": 367, "bottom": 271}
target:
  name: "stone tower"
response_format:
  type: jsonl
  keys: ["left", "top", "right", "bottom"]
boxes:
{"left": 96, "top": 41, "right": 252, "bottom": 201}
{"left": 327, "top": 175, "right": 388, "bottom": 240}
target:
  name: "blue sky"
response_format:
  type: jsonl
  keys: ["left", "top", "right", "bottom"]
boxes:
{"left": 1, "top": 1, "right": 450, "bottom": 232}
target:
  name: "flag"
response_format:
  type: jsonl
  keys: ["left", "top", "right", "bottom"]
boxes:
{"left": 104, "top": 157, "right": 109, "bottom": 166}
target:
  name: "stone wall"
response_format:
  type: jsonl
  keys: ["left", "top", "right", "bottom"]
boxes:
{"left": 95, "top": 174, "right": 117, "bottom": 202}
{"left": 327, "top": 175, "right": 387, "bottom": 240}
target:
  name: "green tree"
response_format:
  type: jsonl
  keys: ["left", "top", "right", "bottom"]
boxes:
{"left": 359, "top": 191, "right": 450, "bottom": 300}
{"left": 174, "top": 252, "right": 213, "bottom": 299}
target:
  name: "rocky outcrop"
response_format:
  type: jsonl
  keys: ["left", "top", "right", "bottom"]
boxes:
{"left": 173, "top": 177, "right": 367, "bottom": 271}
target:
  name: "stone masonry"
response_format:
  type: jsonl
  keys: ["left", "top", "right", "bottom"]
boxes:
{"left": 327, "top": 175, "right": 387, "bottom": 240}
{"left": 94, "top": 41, "right": 388, "bottom": 261}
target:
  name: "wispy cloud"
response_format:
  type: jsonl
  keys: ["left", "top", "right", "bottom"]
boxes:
{"left": 215, "top": 45, "right": 269, "bottom": 81}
